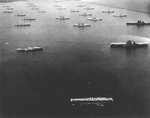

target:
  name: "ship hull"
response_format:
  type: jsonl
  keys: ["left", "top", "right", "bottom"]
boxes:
{"left": 110, "top": 43, "right": 148, "bottom": 48}
{"left": 126, "top": 23, "right": 150, "bottom": 25}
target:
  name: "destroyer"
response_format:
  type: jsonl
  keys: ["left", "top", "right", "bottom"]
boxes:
{"left": 110, "top": 40, "right": 148, "bottom": 48}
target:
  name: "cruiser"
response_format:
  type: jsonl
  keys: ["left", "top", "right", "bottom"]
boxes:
{"left": 73, "top": 23, "right": 90, "bottom": 27}
{"left": 113, "top": 14, "right": 127, "bottom": 17}
{"left": 56, "top": 16, "right": 70, "bottom": 20}
{"left": 56, "top": 7, "right": 66, "bottom": 10}
{"left": 22, "top": 17, "right": 36, "bottom": 21}
{"left": 87, "top": 17, "right": 102, "bottom": 21}
{"left": 79, "top": 12, "right": 92, "bottom": 16}
{"left": 76, "top": 4, "right": 86, "bottom": 7}
{"left": 126, "top": 20, "right": 150, "bottom": 26}
{"left": 70, "top": 9, "right": 79, "bottom": 12}
{"left": 15, "top": 23, "right": 31, "bottom": 27}
{"left": 102, "top": 9, "right": 114, "bottom": 13}
{"left": 83, "top": 7, "right": 94, "bottom": 10}
{"left": 16, "top": 47, "right": 43, "bottom": 52}
{"left": 15, "top": 13, "right": 26, "bottom": 17}
{"left": 110, "top": 40, "right": 148, "bottom": 48}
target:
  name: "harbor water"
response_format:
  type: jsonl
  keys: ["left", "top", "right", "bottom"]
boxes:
{"left": 0, "top": 0, "right": 150, "bottom": 117}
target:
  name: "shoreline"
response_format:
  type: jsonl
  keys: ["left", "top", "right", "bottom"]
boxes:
{"left": 85, "top": 1, "right": 150, "bottom": 15}
{"left": 0, "top": 0, "right": 26, "bottom": 3}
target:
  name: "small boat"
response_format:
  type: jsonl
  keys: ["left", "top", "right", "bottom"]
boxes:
{"left": 52, "top": 5, "right": 61, "bottom": 7}
{"left": 3, "top": 11, "right": 13, "bottom": 13}
{"left": 38, "top": 10, "right": 46, "bottom": 13}
{"left": 6, "top": 7, "right": 13, "bottom": 10}
{"left": 70, "top": 9, "right": 79, "bottom": 12}
{"left": 87, "top": 17, "right": 102, "bottom": 21}
{"left": 56, "top": 7, "right": 66, "bottom": 10}
{"left": 76, "top": 4, "right": 86, "bottom": 7}
{"left": 83, "top": 7, "right": 94, "bottom": 10}
{"left": 22, "top": 17, "right": 36, "bottom": 21}
{"left": 15, "top": 23, "right": 31, "bottom": 27}
{"left": 56, "top": 16, "right": 70, "bottom": 20}
{"left": 102, "top": 9, "right": 114, "bottom": 13}
{"left": 32, "top": 7, "right": 39, "bottom": 10}
{"left": 29, "top": 5, "right": 37, "bottom": 7}
{"left": 126, "top": 20, "right": 150, "bottom": 26}
{"left": 79, "top": 12, "right": 92, "bottom": 16}
{"left": 2, "top": 5, "right": 9, "bottom": 8}
{"left": 15, "top": 13, "right": 26, "bottom": 17}
{"left": 16, "top": 47, "right": 43, "bottom": 52}
{"left": 113, "top": 14, "right": 127, "bottom": 17}
{"left": 73, "top": 23, "right": 90, "bottom": 27}
{"left": 110, "top": 40, "right": 148, "bottom": 48}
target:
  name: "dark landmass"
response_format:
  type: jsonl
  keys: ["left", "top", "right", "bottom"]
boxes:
{"left": 0, "top": 0, "right": 26, "bottom": 3}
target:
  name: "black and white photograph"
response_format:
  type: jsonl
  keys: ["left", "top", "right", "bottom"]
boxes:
{"left": 0, "top": 0, "right": 150, "bottom": 118}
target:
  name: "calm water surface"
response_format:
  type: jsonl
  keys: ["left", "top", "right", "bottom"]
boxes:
{"left": 1, "top": 0, "right": 150, "bottom": 117}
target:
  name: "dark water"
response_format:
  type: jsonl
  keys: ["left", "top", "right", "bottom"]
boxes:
{"left": 1, "top": 0, "right": 150, "bottom": 117}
